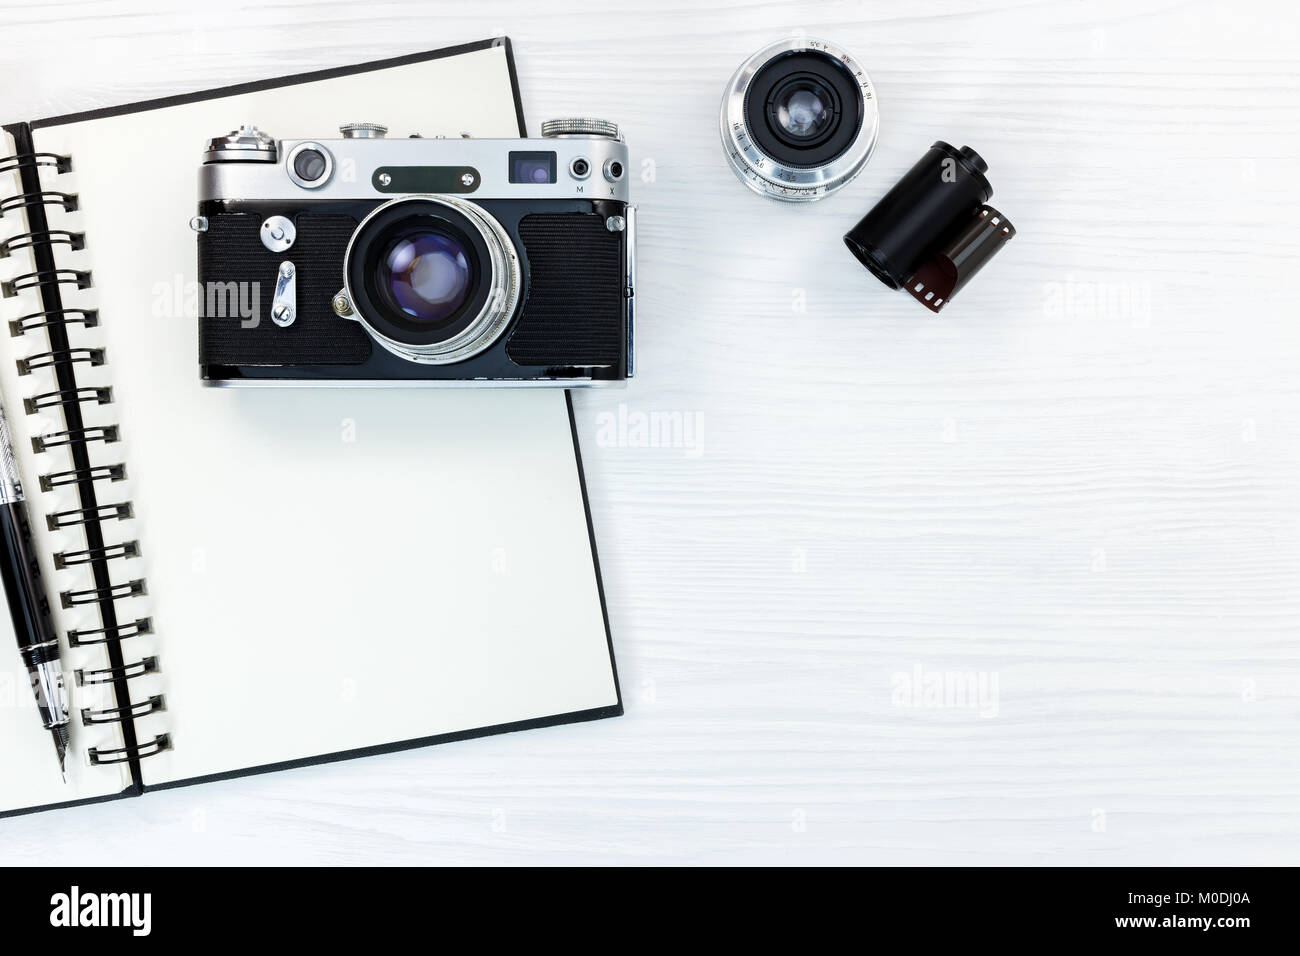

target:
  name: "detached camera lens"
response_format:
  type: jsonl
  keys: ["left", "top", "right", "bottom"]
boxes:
{"left": 720, "top": 38, "right": 879, "bottom": 202}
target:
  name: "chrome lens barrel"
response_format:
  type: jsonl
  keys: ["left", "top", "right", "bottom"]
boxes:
{"left": 719, "top": 37, "right": 880, "bottom": 203}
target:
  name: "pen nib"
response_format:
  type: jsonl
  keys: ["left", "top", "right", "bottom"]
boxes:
{"left": 52, "top": 724, "right": 69, "bottom": 783}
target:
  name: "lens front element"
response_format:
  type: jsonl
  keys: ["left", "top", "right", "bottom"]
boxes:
{"left": 774, "top": 80, "right": 833, "bottom": 140}
{"left": 383, "top": 232, "right": 473, "bottom": 324}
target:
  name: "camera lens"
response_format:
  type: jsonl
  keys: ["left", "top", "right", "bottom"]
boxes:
{"left": 381, "top": 232, "right": 472, "bottom": 324}
{"left": 344, "top": 197, "right": 521, "bottom": 365}
{"left": 720, "top": 38, "right": 879, "bottom": 202}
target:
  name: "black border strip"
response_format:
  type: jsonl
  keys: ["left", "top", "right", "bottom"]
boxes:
{"left": 148, "top": 703, "right": 622, "bottom": 795}
{"left": 0, "top": 782, "right": 135, "bottom": 821}
{"left": 1, "top": 38, "right": 622, "bottom": 818}
{"left": 27, "top": 38, "right": 520, "bottom": 130}
{"left": 566, "top": 389, "right": 623, "bottom": 711}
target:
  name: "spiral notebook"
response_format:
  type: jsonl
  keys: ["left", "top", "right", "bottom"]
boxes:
{"left": 0, "top": 38, "right": 621, "bottom": 819}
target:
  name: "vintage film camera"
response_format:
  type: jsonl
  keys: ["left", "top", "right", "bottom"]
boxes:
{"left": 192, "top": 119, "right": 634, "bottom": 384}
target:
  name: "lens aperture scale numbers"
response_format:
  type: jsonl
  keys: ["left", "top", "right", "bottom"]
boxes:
{"left": 726, "top": 123, "right": 826, "bottom": 201}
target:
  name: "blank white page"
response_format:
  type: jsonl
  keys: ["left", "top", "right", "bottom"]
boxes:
{"left": 24, "top": 44, "right": 619, "bottom": 788}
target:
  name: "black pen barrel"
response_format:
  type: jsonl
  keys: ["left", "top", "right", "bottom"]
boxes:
{"left": 0, "top": 498, "right": 59, "bottom": 655}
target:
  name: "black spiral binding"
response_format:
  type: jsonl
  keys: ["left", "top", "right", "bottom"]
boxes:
{"left": 0, "top": 191, "right": 78, "bottom": 218}
{"left": 32, "top": 423, "right": 118, "bottom": 451}
{"left": 77, "top": 656, "right": 160, "bottom": 686}
{"left": 67, "top": 617, "right": 152, "bottom": 648}
{"left": 46, "top": 501, "right": 132, "bottom": 530}
{"left": 88, "top": 734, "right": 171, "bottom": 766}
{"left": 0, "top": 152, "right": 71, "bottom": 175}
{"left": 1, "top": 268, "right": 93, "bottom": 298}
{"left": 54, "top": 539, "right": 139, "bottom": 568}
{"left": 81, "top": 695, "right": 165, "bottom": 726}
{"left": 9, "top": 308, "right": 97, "bottom": 336}
{"left": 39, "top": 462, "right": 125, "bottom": 492}
{"left": 2, "top": 125, "right": 169, "bottom": 779}
{"left": 24, "top": 385, "right": 113, "bottom": 413}
{"left": 17, "top": 347, "right": 105, "bottom": 376}
{"left": 0, "top": 230, "right": 84, "bottom": 259}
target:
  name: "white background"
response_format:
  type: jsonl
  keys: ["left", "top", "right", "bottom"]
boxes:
{"left": 0, "top": 0, "right": 1297, "bottom": 865}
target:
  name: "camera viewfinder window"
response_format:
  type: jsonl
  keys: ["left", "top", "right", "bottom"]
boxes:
{"left": 509, "top": 151, "right": 556, "bottom": 184}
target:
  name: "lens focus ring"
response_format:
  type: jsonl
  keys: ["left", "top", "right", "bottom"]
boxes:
{"left": 719, "top": 37, "right": 879, "bottom": 202}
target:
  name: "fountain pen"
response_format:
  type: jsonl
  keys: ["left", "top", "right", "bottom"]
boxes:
{"left": 0, "top": 400, "right": 70, "bottom": 779}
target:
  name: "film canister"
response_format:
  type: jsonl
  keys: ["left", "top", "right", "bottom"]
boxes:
{"left": 843, "top": 141, "right": 1015, "bottom": 312}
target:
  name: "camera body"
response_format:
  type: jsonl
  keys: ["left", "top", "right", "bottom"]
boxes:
{"left": 193, "top": 120, "right": 634, "bottom": 385}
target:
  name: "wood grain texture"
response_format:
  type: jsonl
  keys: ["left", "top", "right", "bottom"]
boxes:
{"left": 0, "top": 0, "right": 1297, "bottom": 865}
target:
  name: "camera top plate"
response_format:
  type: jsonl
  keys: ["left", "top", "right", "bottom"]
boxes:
{"left": 200, "top": 122, "right": 632, "bottom": 203}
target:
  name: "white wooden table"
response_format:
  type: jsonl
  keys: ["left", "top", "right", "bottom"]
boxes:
{"left": 1, "top": 0, "right": 1296, "bottom": 865}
